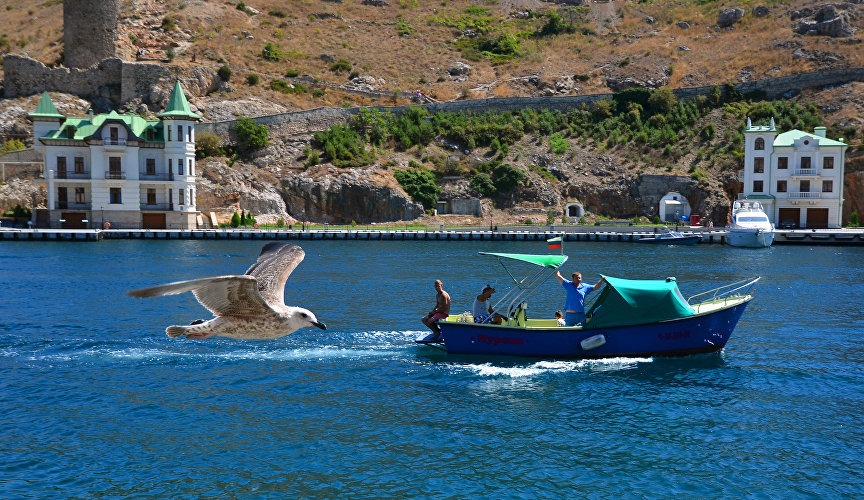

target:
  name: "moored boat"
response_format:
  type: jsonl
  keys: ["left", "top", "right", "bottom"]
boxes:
{"left": 727, "top": 201, "right": 775, "bottom": 248}
{"left": 637, "top": 227, "right": 701, "bottom": 245}
{"left": 417, "top": 252, "right": 759, "bottom": 358}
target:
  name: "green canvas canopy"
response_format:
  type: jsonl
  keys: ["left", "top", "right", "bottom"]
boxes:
{"left": 586, "top": 275, "right": 694, "bottom": 329}
{"left": 479, "top": 252, "right": 568, "bottom": 269}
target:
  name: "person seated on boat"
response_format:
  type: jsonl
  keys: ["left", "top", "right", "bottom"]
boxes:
{"left": 473, "top": 285, "right": 504, "bottom": 324}
{"left": 421, "top": 279, "right": 451, "bottom": 339}
{"left": 555, "top": 270, "right": 605, "bottom": 327}
{"left": 555, "top": 310, "right": 566, "bottom": 327}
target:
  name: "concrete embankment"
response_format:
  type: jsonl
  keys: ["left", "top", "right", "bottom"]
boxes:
{"left": 2, "top": 228, "right": 863, "bottom": 245}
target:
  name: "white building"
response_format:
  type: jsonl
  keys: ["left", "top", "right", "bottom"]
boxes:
{"left": 659, "top": 191, "right": 691, "bottom": 223}
{"left": 30, "top": 82, "right": 201, "bottom": 229}
{"left": 741, "top": 117, "right": 847, "bottom": 229}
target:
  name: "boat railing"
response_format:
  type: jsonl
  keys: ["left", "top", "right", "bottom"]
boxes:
{"left": 687, "top": 277, "right": 760, "bottom": 305}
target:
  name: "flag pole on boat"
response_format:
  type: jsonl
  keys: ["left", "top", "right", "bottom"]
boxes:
{"left": 547, "top": 234, "right": 563, "bottom": 255}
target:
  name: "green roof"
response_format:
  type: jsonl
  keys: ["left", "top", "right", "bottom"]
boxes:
{"left": 773, "top": 129, "right": 847, "bottom": 148}
{"left": 586, "top": 275, "right": 694, "bottom": 329}
{"left": 157, "top": 81, "right": 201, "bottom": 120}
{"left": 479, "top": 252, "right": 568, "bottom": 269}
{"left": 39, "top": 110, "right": 163, "bottom": 142}
{"left": 27, "top": 92, "right": 65, "bottom": 121}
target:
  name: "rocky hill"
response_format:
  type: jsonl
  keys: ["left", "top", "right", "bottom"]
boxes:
{"left": 1, "top": 0, "right": 863, "bottom": 225}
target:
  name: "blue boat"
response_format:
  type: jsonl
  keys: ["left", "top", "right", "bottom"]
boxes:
{"left": 417, "top": 252, "right": 758, "bottom": 358}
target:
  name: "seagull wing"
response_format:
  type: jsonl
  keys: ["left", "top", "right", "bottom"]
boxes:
{"left": 128, "top": 275, "right": 273, "bottom": 317}
{"left": 244, "top": 243, "right": 305, "bottom": 306}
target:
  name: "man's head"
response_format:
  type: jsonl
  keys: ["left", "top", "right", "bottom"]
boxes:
{"left": 481, "top": 284, "right": 496, "bottom": 297}
{"left": 434, "top": 279, "right": 443, "bottom": 291}
{"left": 572, "top": 272, "right": 583, "bottom": 283}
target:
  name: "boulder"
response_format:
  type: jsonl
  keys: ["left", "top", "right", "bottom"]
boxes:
{"left": 448, "top": 61, "right": 472, "bottom": 76}
{"left": 718, "top": 8, "right": 745, "bottom": 27}
{"left": 753, "top": 6, "right": 770, "bottom": 17}
{"left": 677, "top": 21, "right": 691, "bottom": 29}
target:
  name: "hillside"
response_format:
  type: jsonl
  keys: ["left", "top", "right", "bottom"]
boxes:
{"left": 0, "top": 0, "right": 863, "bottom": 225}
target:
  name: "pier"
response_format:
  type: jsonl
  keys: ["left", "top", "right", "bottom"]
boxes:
{"left": 2, "top": 227, "right": 863, "bottom": 245}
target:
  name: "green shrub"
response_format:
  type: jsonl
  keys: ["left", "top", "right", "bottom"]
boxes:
{"left": 285, "top": 69, "right": 300, "bottom": 77}
{"left": 162, "top": 17, "right": 176, "bottom": 30}
{"left": 2, "top": 204, "right": 31, "bottom": 218}
{"left": 850, "top": 210, "right": 859, "bottom": 227}
{"left": 470, "top": 173, "right": 497, "bottom": 198}
{"left": 233, "top": 116, "right": 269, "bottom": 151}
{"left": 269, "top": 9, "right": 286, "bottom": 18}
{"left": 246, "top": 73, "right": 260, "bottom": 85}
{"left": 217, "top": 66, "right": 232, "bottom": 81}
{"left": 330, "top": 59, "right": 352, "bottom": 74}
{"left": 196, "top": 132, "right": 224, "bottom": 158}
{"left": 313, "top": 124, "right": 375, "bottom": 167}
{"left": 546, "top": 210, "right": 556, "bottom": 225}
{"left": 549, "top": 133, "right": 568, "bottom": 154}
{"left": 493, "top": 163, "right": 526, "bottom": 192}
{"left": 393, "top": 167, "right": 439, "bottom": 210}
{"left": 305, "top": 150, "right": 320, "bottom": 167}
{"left": 525, "top": 218, "right": 534, "bottom": 225}
{"left": 652, "top": 215, "right": 661, "bottom": 224}
{"left": 166, "top": 46, "right": 175, "bottom": 61}
{"left": 0, "top": 139, "right": 26, "bottom": 155}
{"left": 262, "top": 42, "right": 282, "bottom": 61}
{"left": 231, "top": 211, "right": 240, "bottom": 227}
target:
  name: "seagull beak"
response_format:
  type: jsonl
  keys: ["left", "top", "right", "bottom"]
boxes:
{"left": 312, "top": 321, "right": 327, "bottom": 330}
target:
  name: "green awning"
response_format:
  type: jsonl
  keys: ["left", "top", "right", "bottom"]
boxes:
{"left": 480, "top": 252, "right": 568, "bottom": 269}
{"left": 586, "top": 275, "right": 694, "bottom": 328}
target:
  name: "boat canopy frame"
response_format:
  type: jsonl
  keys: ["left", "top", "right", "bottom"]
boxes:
{"left": 478, "top": 252, "right": 568, "bottom": 319}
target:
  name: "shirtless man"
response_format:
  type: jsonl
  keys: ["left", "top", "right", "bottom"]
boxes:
{"left": 421, "top": 279, "right": 451, "bottom": 338}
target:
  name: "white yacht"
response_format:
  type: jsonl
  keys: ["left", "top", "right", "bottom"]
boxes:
{"left": 727, "top": 201, "right": 775, "bottom": 248}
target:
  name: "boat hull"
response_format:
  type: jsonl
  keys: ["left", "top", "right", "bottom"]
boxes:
{"left": 637, "top": 235, "right": 701, "bottom": 245}
{"left": 437, "top": 299, "right": 751, "bottom": 358}
{"left": 726, "top": 228, "right": 775, "bottom": 248}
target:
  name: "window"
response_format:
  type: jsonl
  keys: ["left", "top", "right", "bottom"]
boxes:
{"left": 147, "top": 188, "right": 156, "bottom": 204}
{"left": 823, "top": 157, "right": 834, "bottom": 169}
{"left": 147, "top": 129, "right": 154, "bottom": 141}
{"left": 754, "top": 157, "right": 764, "bottom": 173}
{"left": 75, "top": 187, "right": 85, "bottom": 203}
{"left": 800, "top": 180, "right": 810, "bottom": 193}
{"left": 801, "top": 157, "right": 811, "bottom": 170}
{"left": 777, "top": 180, "right": 787, "bottom": 193}
{"left": 178, "top": 159, "right": 184, "bottom": 175}
{"left": 177, "top": 125, "right": 183, "bottom": 142}
{"left": 167, "top": 126, "right": 172, "bottom": 142}
{"left": 188, "top": 127, "right": 193, "bottom": 142}
{"left": 56, "top": 156, "right": 67, "bottom": 173}
{"left": 778, "top": 157, "right": 788, "bottom": 169}
{"left": 74, "top": 157, "right": 84, "bottom": 173}
{"left": 823, "top": 180, "right": 833, "bottom": 193}
{"left": 178, "top": 188, "right": 185, "bottom": 206}
{"left": 110, "top": 127, "right": 119, "bottom": 142}
{"left": 753, "top": 180, "right": 764, "bottom": 193}
{"left": 110, "top": 188, "right": 122, "bottom": 204}
{"left": 146, "top": 158, "right": 156, "bottom": 175}
{"left": 755, "top": 137, "right": 765, "bottom": 150}
{"left": 168, "top": 159, "right": 173, "bottom": 173}
{"left": 188, "top": 159, "right": 194, "bottom": 176}
{"left": 66, "top": 127, "right": 75, "bottom": 139}
{"left": 109, "top": 157, "right": 122, "bottom": 179}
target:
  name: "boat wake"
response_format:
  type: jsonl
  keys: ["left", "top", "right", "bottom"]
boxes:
{"left": 455, "top": 357, "right": 654, "bottom": 378}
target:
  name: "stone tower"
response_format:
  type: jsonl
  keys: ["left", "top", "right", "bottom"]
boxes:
{"left": 63, "top": 0, "right": 119, "bottom": 68}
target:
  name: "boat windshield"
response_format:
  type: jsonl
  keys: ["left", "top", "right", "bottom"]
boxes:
{"left": 738, "top": 216, "right": 769, "bottom": 222}
{"left": 479, "top": 252, "right": 568, "bottom": 318}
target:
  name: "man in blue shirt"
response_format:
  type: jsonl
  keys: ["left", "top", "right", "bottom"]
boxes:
{"left": 555, "top": 270, "right": 605, "bottom": 326}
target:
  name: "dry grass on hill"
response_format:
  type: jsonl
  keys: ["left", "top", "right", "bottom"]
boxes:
{"left": 1, "top": 0, "right": 862, "bottom": 111}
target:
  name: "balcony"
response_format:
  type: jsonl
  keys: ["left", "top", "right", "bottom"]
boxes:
{"left": 55, "top": 202, "right": 92, "bottom": 210}
{"left": 140, "top": 171, "right": 174, "bottom": 181}
{"left": 105, "top": 171, "right": 126, "bottom": 180}
{"left": 54, "top": 170, "right": 91, "bottom": 180}
{"left": 786, "top": 192, "right": 821, "bottom": 199}
{"left": 140, "top": 203, "right": 174, "bottom": 211}
{"left": 793, "top": 169, "right": 819, "bottom": 177}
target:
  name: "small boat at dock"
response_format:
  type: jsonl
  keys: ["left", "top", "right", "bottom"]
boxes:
{"left": 637, "top": 227, "right": 701, "bottom": 245}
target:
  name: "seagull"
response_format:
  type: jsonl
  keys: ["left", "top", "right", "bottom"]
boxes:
{"left": 128, "top": 242, "right": 326, "bottom": 339}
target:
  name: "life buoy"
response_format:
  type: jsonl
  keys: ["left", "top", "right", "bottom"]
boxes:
{"left": 253, "top": 223, "right": 260, "bottom": 229}
{"left": 103, "top": 221, "right": 111, "bottom": 230}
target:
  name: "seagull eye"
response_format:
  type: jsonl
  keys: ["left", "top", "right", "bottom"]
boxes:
{"left": 301, "top": 313, "right": 308, "bottom": 319}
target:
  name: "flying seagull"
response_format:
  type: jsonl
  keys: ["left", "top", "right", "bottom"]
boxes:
{"left": 128, "top": 243, "right": 326, "bottom": 339}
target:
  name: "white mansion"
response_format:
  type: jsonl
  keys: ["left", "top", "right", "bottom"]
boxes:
{"left": 740, "top": 117, "right": 847, "bottom": 229}
{"left": 30, "top": 82, "right": 200, "bottom": 229}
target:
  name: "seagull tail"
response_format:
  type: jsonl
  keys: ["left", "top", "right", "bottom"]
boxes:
{"left": 166, "top": 326, "right": 188, "bottom": 338}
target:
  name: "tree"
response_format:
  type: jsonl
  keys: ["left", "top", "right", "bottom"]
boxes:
{"left": 196, "top": 132, "right": 223, "bottom": 158}
{"left": 240, "top": 210, "right": 247, "bottom": 225}
{"left": 233, "top": 116, "right": 269, "bottom": 151}
{"left": 493, "top": 163, "right": 526, "bottom": 193}
{"left": 230, "top": 211, "right": 240, "bottom": 227}
{"left": 393, "top": 168, "right": 439, "bottom": 210}
{"left": 850, "top": 210, "right": 859, "bottom": 227}
{"left": 217, "top": 66, "right": 232, "bottom": 82}
{"left": 470, "top": 173, "right": 496, "bottom": 198}
{"left": 647, "top": 87, "right": 677, "bottom": 115}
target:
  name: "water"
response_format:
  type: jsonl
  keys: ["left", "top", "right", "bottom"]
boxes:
{"left": 1, "top": 240, "right": 863, "bottom": 498}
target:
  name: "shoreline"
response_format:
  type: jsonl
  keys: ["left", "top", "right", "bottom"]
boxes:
{"left": 2, "top": 226, "right": 863, "bottom": 245}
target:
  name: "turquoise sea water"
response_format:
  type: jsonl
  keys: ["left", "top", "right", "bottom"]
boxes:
{"left": 1, "top": 240, "right": 863, "bottom": 498}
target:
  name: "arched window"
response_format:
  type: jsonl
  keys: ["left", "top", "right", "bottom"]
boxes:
{"left": 755, "top": 137, "right": 765, "bottom": 150}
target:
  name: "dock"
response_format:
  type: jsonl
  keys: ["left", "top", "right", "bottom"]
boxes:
{"left": 2, "top": 227, "right": 863, "bottom": 245}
